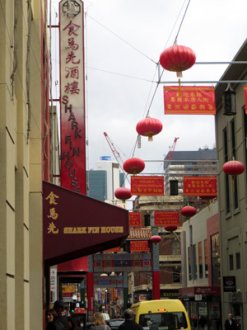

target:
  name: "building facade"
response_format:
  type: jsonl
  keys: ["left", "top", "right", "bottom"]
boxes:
{"left": 0, "top": 0, "right": 46, "bottom": 329}
{"left": 180, "top": 201, "right": 221, "bottom": 329}
{"left": 215, "top": 39, "right": 247, "bottom": 329}
{"left": 87, "top": 159, "right": 124, "bottom": 204}
{"left": 164, "top": 149, "right": 218, "bottom": 196}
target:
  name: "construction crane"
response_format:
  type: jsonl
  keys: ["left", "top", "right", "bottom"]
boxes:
{"left": 103, "top": 132, "right": 125, "bottom": 171}
{"left": 166, "top": 137, "right": 180, "bottom": 160}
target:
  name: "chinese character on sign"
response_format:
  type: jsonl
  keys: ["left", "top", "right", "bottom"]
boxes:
{"left": 45, "top": 191, "right": 59, "bottom": 205}
{"left": 48, "top": 222, "right": 59, "bottom": 234}
{"left": 48, "top": 207, "right": 59, "bottom": 220}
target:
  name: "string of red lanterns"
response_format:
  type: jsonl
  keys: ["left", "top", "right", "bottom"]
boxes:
{"left": 114, "top": 187, "right": 132, "bottom": 201}
{"left": 164, "top": 225, "right": 178, "bottom": 233}
{"left": 150, "top": 235, "right": 162, "bottom": 244}
{"left": 223, "top": 160, "right": 245, "bottom": 176}
{"left": 136, "top": 117, "right": 163, "bottom": 141}
{"left": 123, "top": 157, "right": 145, "bottom": 174}
{"left": 181, "top": 205, "right": 197, "bottom": 218}
{"left": 159, "top": 44, "right": 196, "bottom": 77}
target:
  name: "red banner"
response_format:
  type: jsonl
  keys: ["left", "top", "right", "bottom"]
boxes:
{"left": 129, "top": 212, "right": 142, "bottom": 227}
{"left": 244, "top": 85, "right": 247, "bottom": 114}
{"left": 130, "top": 241, "right": 149, "bottom": 252}
{"left": 154, "top": 211, "right": 179, "bottom": 227}
{"left": 59, "top": 0, "right": 86, "bottom": 194}
{"left": 131, "top": 176, "right": 164, "bottom": 196}
{"left": 164, "top": 86, "right": 216, "bottom": 115}
{"left": 183, "top": 176, "right": 217, "bottom": 196}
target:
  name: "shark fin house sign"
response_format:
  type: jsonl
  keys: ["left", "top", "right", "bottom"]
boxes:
{"left": 59, "top": 0, "right": 86, "bottom": 194}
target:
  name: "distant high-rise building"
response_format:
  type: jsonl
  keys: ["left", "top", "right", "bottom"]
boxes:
{"left": 87, "top": 158, "right": 125, "bottom": 204}
{"left": 164, "top": 148, "right": 218, "bottom": 196}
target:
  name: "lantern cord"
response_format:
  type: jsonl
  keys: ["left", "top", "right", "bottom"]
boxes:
{"left": 174, "top": 0, "right": 192, "bottom": 44}
{"left": 88, "top": 14, "right": 157, "bottom": 65}
{"left": 130, "top": 65, "right": 165, "bottom": 158}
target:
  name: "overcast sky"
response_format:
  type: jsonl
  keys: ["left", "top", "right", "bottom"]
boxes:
{"left": 50, "top": 0, "right": 247, "bottom": 173}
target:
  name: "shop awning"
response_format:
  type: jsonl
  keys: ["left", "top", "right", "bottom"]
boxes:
{"left": 43, "top": 181, "right": 129, "bottom": 265}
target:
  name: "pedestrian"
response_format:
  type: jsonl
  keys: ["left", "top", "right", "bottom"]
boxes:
{"left": 46, "top": 309, "right": 58, "bottom": 330}
{"left": 53, "top": 300, "right": 70, "bottom": 330}
{"left": 118, "top": 309, "right": 143, "bottom": 330}
{"left": 224, "top": 313, "right": 238, "bottom": 330}
{"left": 90, "top": 312, "right": 111, "bottom": 330}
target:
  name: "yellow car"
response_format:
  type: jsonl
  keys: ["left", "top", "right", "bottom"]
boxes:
{"left": 131, "top": 299, "right": 191, "bottom": 330}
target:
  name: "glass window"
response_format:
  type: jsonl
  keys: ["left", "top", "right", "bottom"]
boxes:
{"left": 236, "top": 252, "right": 241, "bottom": 269}
{"left": 229, "top": 254, "right": 234, "bottom": 270}
{"left": 243, "top": 107, "right": 247, "bottom": 189}
{"left": 211, "top": 234, "right": 220, "bottom": 286}
{"left": 198, "top": 242, "right": 203, "bottom": 278}
{"left": 204, "top": 239, "right": 208, "bottom": 278}
{"left": 223, "top": 127, "right": 230, "bottom": 212}
{"left": 139, "top": 312, "right": 188, "bottom": 330}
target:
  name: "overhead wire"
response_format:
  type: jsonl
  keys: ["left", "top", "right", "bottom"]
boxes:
{"left": 87, "top": 14, "right": 157, "bottom": 65}
{"left": 130, "top": 0, "right": 192, "bottom": 159}
{"left": 84, "top": 0, "right": 193, "bottom": 181}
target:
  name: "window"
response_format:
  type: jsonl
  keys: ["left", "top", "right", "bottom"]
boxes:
{"left": 243, "top": 107, "right": 247, "bottom": 190}
{"left": 211, "top": 234, "right": 220, "bottom": 286}
{"left": 231, "top": 119, "right": 239, "bottom": 209}
{"left": 230, "top": 119, "right": 236, "bottom": 158}
{"left": 223, "top": 127, "right": 230, "bottom": 212}
{"left": 204, "top": 239, "right": 208, "bottom": 278}
{"left": 188, "top": 245, "right": 197, "bottom": 280}
{"left": 229, "top": 254, "right": 234, "bottom": 270}
{"left": 236, "top": 252, "right": 241, "bottom": 269}
{"left": 198, "top": 242, "right": 203, "bottom": 278}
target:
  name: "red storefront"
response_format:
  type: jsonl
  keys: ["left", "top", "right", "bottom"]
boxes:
{"left": 43, "top": 181, "right": 129, "bottom": 312}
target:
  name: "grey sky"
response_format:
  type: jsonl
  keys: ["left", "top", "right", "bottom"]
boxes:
{"left": 50, "top": 0, "right": 247, "bottom": 173}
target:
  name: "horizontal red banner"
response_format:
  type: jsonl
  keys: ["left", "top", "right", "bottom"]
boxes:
{"left": 164, "top": 86, "right": 216, "bottom": 115}
{"left": 183, "top": 176, "right": 217, "bottom": 196}
{"left": 131, "top": 176, "right": 164, "bottom": 196}
{"left": 154, "top": 211, "right": 179, "bottom": 227}
{"left": 129, "top": 212, "right": 142, "bottom": 227}
{"left": 130, "top": 241, "right": 150, "bottom": 252}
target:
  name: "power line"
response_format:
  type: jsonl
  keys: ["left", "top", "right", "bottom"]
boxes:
{"left": 87, "top": 66, "right": 154, "bottom": 83}
{"left": 174, "top": 0, "right": 192, "bottom": 44}
{"left": 87, "top": 14, "right": 157, "bottom": 65}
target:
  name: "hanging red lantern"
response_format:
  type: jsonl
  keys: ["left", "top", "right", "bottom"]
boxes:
{"left": 136, "top": 117, "right": 163, "bottom": 141}
{"left": 199, "top": 194, "right": 217, "bottom": 201}
{"left": 181, "top": 205, "right": 197, "bottom": 218}
{"left": 159, "top": 44, "right": 196, "bottom": 77}
{"left": 223, "top": 160, "right": 245, "bottom": 176}
{"left": 123, "top": 157, "right": 145, "bottom": 174}
{"left": 150, "top": 235, "right": 161, "bottom": 244}
{"left": 165, "top": 225, "right": 177, "bottom": 232}
{"left": 114, "top": 187, "right": 132, "bottom": 200}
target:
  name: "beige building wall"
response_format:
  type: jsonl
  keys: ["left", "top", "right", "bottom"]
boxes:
{"left": 215, "top": 40, "right": 247, "bottom": 329}
{"left": 0, "top": 1, "right": 44, "bottom": 329}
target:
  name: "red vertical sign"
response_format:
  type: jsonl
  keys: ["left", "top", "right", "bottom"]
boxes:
{"left": 59, "top": 0, "right": 86, "bottom": 194}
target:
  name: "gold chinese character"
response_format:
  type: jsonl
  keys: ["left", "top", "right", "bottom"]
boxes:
{"left": 48, "top": 207, "right": 59, "bottom": 220}
{"left": 47, "top": 222, "right": 59, "bottom": 234}
{"left": 46, "top": 191, "right": 59, "bottom": 205}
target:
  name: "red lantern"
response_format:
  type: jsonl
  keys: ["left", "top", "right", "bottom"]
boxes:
{"left": 150, "top": 235, "right": 161, "bottom": 244}
{"left": 114, "top": 187, "right": 132, "bottom": 200}
{"left": 159, "top": 44, "right": 196, "bottom": 77}
{"left": 123, "top": 157, "right": 145, "bottom": 174}
{"left": 181, "top": 205, "right": 197, "bottom": 218}
{"left": 136, "top": 117, "right": 163, "bottom": 141}
{"left": 199, "top": 194, "right": 217, "bottom": 201}
{"left": 165, "top": 225, "right": 177, "bottom": 232}
{"left": 223, "top": 160, "right": 245, "bottom": 176}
